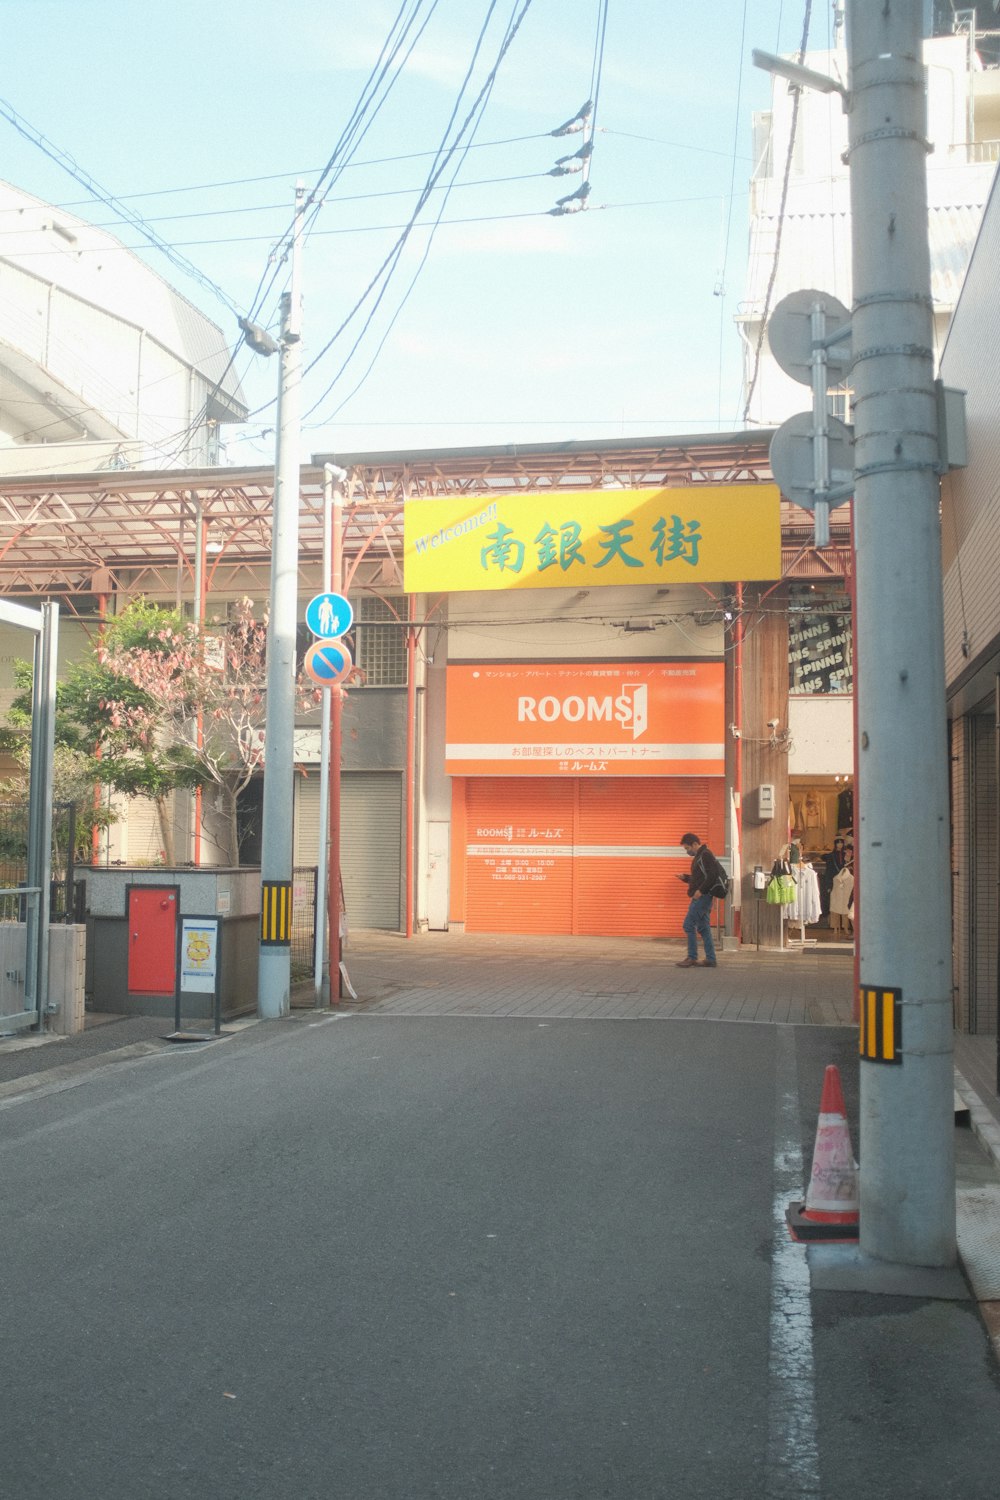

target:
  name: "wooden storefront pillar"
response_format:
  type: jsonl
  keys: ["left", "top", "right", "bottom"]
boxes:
{"left": 739, "top": 584, "right": 790, "bottom": 948}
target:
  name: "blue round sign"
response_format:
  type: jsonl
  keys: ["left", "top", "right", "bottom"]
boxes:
{"left": 306, "top": 591, "right": 353, "bottom": 639}
{"left": 305, "top": 639, "right": 353, "bottom": 688}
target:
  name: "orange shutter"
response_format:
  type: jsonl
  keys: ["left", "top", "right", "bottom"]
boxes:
{"left": 461, "top": 777, "right": 724, "bottom": 937}
{"left": 464, "top": 779, "right": 575, "bottom": 934}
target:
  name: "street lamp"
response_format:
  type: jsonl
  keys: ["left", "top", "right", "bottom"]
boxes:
{"left": 751, "top": 48, "right": 847, "bottom": 98}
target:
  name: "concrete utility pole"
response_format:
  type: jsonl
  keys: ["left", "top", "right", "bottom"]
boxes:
{"left": 258, "top": 184, "right": 305, "bottom": 1020}
{"left": 848, "top": 1, "right": 955, "bottom": 1265}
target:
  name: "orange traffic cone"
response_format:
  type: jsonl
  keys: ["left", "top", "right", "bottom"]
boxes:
{"left": 786, "top": 1064, "right": 860, "bottom": 1242}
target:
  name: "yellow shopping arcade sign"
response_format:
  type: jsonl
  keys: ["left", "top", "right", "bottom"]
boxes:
{"left": 403, "top": 484, "right": 781, "bottom": 593}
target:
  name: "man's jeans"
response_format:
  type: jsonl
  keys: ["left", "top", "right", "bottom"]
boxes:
{"left": 683, "top": 892, "right": 717, "bottom": 962}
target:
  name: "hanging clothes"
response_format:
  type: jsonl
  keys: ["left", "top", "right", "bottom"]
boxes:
{"left": 830, "top": 867, "right": 855, "bottom": 934}
{"left": 789, "top": 863, "right": 821, "bottom": 926}
{"left": 792, "top": 791, "right": 838, "bottom": 851}
{"left": 767, "top": 857, "right": 797, "bottom": 906}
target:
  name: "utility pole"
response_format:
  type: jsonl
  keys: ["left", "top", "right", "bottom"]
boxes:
{"left": 848, "top": 2, "right": 955, "bottom": 1265}
{"left": 258, "top": 184, "right": 305, "bottom": 1020}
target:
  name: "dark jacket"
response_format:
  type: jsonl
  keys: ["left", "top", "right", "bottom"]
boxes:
{"left": 686, "top": 844, "right": 728, "bottom": 899}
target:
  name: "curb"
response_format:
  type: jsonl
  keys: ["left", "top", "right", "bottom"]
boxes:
{"left": 0, "top": 1039, "right": 172, "bottom": 1107}
{"left": 955, "top": 1068, "right": 1000, "bottom": 1172}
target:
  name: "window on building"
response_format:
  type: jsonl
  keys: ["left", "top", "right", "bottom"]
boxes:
{"left": 355, "top": 595, "right": 408, "bottom": 687}
{"left": 788, "top": 583, "right": 852, "bottom": 694}
{"left": 752, "top": 111, "right": 773, "bottom": 178}
{"left": 827, "top": 386, "right": 852, "bottom": 423}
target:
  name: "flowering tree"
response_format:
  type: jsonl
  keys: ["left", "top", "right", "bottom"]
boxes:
{"left": 0, "top": 631, "right": 192, "bottom": 862}
{"left": 4, "top": 596, "right": 324, "bottom": 866}
{"left": 98, "top": 596, "right": 302, "bottom": 865}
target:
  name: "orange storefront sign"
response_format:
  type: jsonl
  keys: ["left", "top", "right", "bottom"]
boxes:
{"left": 445, "top": 661, "right": 724, "bottom": 777}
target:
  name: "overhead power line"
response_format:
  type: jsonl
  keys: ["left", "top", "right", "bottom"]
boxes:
{"left": 24, "top": 133, "right": 555, "bottom": 210}
{"left": 0, "top": 172, "right": 550, "bottom": 236}
{"left": 0, "top": 94, "right": 240, "bottom": 314}
{"left": 0, "top": 194, "right": 737, "bottom": 261}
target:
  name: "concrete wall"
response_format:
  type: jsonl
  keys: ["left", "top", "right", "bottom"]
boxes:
{"left": 82, "top": 867, "right": 260, "bottom": 1020}
{"left": 788, "top": 696, "right": 853, "bottom": 776}
{"left": 48, "top": 925, "right": 86, "bottom": 1035}
{"left": 0, "top": 924, "right": 85, "bottom": 1037}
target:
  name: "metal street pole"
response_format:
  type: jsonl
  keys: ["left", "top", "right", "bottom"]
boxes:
{"left": 847, "top": 1, "right": 955, "bottom": 1265}
{"left": 258, "top": 184, "right": 305, "bottom": 1020}
{"left": 328, "top": 474, "right": 345, "bottom": 1001}
{"left": 313, "top": 463, "right": 347, "bottom": 1006}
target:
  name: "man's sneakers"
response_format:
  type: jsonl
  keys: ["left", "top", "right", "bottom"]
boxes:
{"left": 675, "top": 957, "right": 698, "bottom": 968}
{"left": 699, "top": 959, "right": 717, "bottom": 967}
{"left": 675, "top": 957, "right": 719, "bottom": 968}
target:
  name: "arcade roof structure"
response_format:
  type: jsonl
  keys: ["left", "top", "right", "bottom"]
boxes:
{"left": 0, "top": 430, "right": 849, "bottom": 604}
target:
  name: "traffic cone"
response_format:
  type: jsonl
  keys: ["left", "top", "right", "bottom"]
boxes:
{"left": 786, "top": 1064, "right": 859, "bottom": 1242}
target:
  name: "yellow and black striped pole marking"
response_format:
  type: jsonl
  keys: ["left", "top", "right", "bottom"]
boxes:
{"left": 260, "top": 880, "right": 292, "bottom": 946}
{"left": 859, "top": 985, "right": 903, "bottom": 1064}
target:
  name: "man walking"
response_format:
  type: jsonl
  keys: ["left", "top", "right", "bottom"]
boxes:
{"left": 676, "top": 832, "right": 727, "bottom": 969}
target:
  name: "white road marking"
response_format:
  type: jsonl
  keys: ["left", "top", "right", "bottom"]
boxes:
{"left": 766, "top": 1025, "right": 821, "bottom": 1498}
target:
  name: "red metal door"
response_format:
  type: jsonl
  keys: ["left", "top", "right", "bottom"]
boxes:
{"left": 127, "top": 887, "right": 178, "bottom": 995}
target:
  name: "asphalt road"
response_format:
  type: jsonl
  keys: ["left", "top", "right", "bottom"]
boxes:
{"left": 3, "top": 1014, "right": 1000, "bottom": 1499}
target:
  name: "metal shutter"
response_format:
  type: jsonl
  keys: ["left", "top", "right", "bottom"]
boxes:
{"left": 970, "top": 712, "right": 998, "bottom": 1033}
{"left": 293, "top": 772, "right": 322, "bottom": 863}
{"left": 574, "top": 778, "right": 718, "bottom": 937}
{"left": 463, "top": 777, "right": 724, "bottom": 937}
{"left": 295, "top": 771, "right": 402, "bottom": 931}
{"left": 465, "top": 779, "right": 575, "bottom": 934}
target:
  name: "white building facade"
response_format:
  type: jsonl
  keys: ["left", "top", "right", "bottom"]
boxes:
{"left": 0, "top": 179, "right": 246, "bottom": 475}
{"left": 736, "top": 19, "right": 999, "bottom": 882}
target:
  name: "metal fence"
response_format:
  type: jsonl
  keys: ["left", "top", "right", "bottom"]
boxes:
{"left": 0, "top": 800, "right": 82, "bottom": 923}
{"left": 0, "top": 886, "right": 41, "bottom": 1034}
{"left": 291, "top": 865, "right": 317, "bottom": 981}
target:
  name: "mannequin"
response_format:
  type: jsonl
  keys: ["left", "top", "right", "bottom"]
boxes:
{"left": 829, "top": 859, "right": 854, "bottom": 938}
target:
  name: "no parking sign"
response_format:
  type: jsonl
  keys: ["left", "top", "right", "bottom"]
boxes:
{"left": 304, "top": 590, "right": 353, "bottom": 689}
{"left": 304, "top": 638, "right": 353, "bottom": 687}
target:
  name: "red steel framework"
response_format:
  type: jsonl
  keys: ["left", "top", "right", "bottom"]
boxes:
{"left": 0, "top": 434, "right": 851, "bottom": 939}
{"left": 0, "top": 432, "right": 846, "bottom": 602}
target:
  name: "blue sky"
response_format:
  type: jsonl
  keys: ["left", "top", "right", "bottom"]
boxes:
{"left": 0, "top": 0, "right": 817, "bottom": 463}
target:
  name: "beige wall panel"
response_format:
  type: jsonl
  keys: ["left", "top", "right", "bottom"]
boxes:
{"left": 942, "top": 176, "right": 1000, "bottom": 687}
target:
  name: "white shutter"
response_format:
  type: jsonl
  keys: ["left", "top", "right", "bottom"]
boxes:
{"left": 125, "top": 796, "right": 166, "bottom": 865}
{"left": 294, "top": 770, "right": 402, "bottom": 930}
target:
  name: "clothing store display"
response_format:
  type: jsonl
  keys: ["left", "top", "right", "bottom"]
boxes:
{"left": 790, "top": 791, "right": 838, "bottom": 850}
{"left": 830, "top": 867, "right": 855, "bottom": 935}
{"left": 788, "top": 863, "right": 821, "bottom": 927}
{"left": 822, "top": 840, "right": 848, "bottom": 917}
{"left": 766, "top": 858, "right": 796, "bottom": 906}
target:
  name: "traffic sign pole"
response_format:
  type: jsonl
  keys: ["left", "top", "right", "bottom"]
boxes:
{"left": 312, "top": 465, "right": 348, "bottom": 1007}
{"left": 330, "top": 479, "right": 345, "bottom": 1002}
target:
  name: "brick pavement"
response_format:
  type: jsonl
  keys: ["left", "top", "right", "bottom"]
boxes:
{"left": 338, "top": 930, "right": 856, "bottom": 1027}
